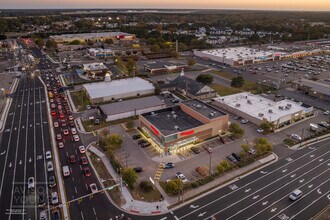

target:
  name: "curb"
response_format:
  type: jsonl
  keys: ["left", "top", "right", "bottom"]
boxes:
{"left": 0, "top": 98, "right": 13, "bottom": 133}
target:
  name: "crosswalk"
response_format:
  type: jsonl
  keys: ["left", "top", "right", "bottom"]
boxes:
{"left": 154, "top": 163, "right": 164, "bottom": 181}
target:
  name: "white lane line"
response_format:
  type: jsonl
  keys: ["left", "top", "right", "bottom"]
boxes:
{"left": 9, "top": 81, "right": 26, "bottom": 220}
{"left": 80, "top": 211, "right": 85, "bottom": 220}
{"left": 85, "top": 184, "right": 88, "bottom": 191}
{"left": 75, "top": 187, "right": 78, "bottom": 194}
{"left": 92, "top": 207, "right": 96, "bottom": 215}
{"left": 80, "top": 165, "right": 82, "bottom": 171}
{"left": 179, "top": 148, "right": 329, "bottom": 220}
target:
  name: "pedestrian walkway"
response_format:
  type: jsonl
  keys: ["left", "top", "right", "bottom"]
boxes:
{"left": 154, "top": 163, "right": 164, "bottom": 181}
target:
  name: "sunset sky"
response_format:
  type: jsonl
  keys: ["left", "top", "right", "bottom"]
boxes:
{"left": 1, "top": 0, "right": 330, "bottom": 11}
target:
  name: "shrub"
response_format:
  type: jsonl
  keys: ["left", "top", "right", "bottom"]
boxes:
{"left": 139, "top": 181, "right": 153, "bottom": 193}
{"left": 195, "top": 166, "right": 209, "bottom": 177}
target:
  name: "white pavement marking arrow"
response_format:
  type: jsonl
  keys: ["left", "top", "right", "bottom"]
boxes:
{"left": 19, "top": 160, "right": 22, "bottom": 165}
{"left": 262, "top": 201, "right": 268, "bottom": 206}
{"left": 14, "top": 127, "right": 17, "bottom": 130}
{"left": 4, "top": 129, "right": 10, "bottom": 132}
{"left": 245, "top": 188, "right": 251, "bottom": 193}
{"left": 253, "top": 195, "right": 259, "bottom": 200}
{"left": 9, "top": 113, "right": 13, "bottom": 116}
{"left": 198, "top": 212, "right": 206, "bottom": 217}
{"left": 9, "top": 162, "right": 12, "bottom": 167}
{"left": 271, "top": 208, "right": 277, "bottom": 212}
{"left": 260, "top": 171, "right": 268, "bottom": 174}
{"left": 43, "top": 121, "right": 47, "bottom": 124}
{"left": 29, "top": 158, "right": 32, "bottom": 163}
{"left": 319, "top": 158, "right": 324, "bottom": 162}
{"left": 309, "top": 146, "right": 315, "bottom": 150}
{"left": 0, "top": 151, "right": 6, "bottom": 156}
{"left": 37, "top": 155, "right": 42, "bottom": 160}
{"left": 308, "top": 184, "right": 313, "bottom": 188}
{"left": 317, "top": 189, "right": 322, "bottom": 194}
{"left": 328, "top": 163, "right": 330, "bottom": 166}
{"left": 282, "top": 169, "right": 287, "bottom": 173}
{"left": 190, "top": 205, "right": 199, "bottom": 209}
{"left": 310, "top": 154, "right": 315, "bottom": 158}
{"left": 299, "top": 179, "right": 305, "bottom": 183}
{"left": 36, "top": 123, "right": 40, "bottom": 125}
{"left": 327, "top": 195, "right": 330, "bottom": 200}
{"left": 30, "top": 124, "right": 32, "bottom": 127}
{"left": 18, "top": 105, "right": 20, "bottom": 107}
{"left": 290, "top": 174, "right": 296, "bottom": 178}
{"left": 22, "top": 125, "right": 25, "bottom": 129}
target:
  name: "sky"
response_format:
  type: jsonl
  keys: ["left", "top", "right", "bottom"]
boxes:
{"left": 1, "top": 0, "right": 330, "bottom": 11}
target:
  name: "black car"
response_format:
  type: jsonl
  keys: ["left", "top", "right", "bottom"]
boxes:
{"left": 132, "top": 134, "right": 142, "bottom": 140}
{"left": 49, "top": 176, "right": 56, "bottom": 188}
{"left": 133, "top": 167, "right": 143, "bottom": 173}
{"left": 232, "top": 153, "right": 241, "bottom": 161}
{"left": 141, "top": 142, "right": 151, "bottom": 148}
{"left": 191, "top": 147, "right": 201, "bottom": 154}
{"left": 227, "top": 154, "right": 238, "bottom": 163}
{"left": 138, "top": 139, "right": 147, "bottom": 145}
{"left": 38, "top": 194, "right": 46, "bottom": 207}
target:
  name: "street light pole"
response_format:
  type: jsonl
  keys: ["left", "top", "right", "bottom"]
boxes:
{"left": 208, "top": 152, "right": 212, "bottom": 176}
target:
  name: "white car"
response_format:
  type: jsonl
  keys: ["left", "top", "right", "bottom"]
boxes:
{"left": 90, "top": 183, "right": 98, "bottom": 193}
{"left": 79, "top": 145, "right": 86, "bottom": 154}
{"left": 291, "top": 134, "right": 302, "bottom": 141}
{"left": 58, "top": 142, "right": 64, "bottom": 149}
{"left": 257, "top": 128, "right": 264, "bottom": 133}
{"left": 73, "top": 135, "right": 80, "bottom": 142}
{"left": 47, "top": 161, "right": 54, "bottom": 172}
{"left": 241, "top": 119, "right": 249, "bottom": 124}
{"left": 27, "top": 177, "right": 35, "bottom": 189}
{"left": 53, "top": 121, "right": 59, "bottom": 128}
{"left": 324, "top": 110, "right": 330, "bottom": 115}
{"left": 176, "top": 172, "right": 188, "bottom": 183}
{"left": 45, "top": 151, "right": 52, "bottom": 160}
{"left": 51, "top": 192, "right": 59, "bottom": 205}
{"left": 248, "top": 149, "right": 256, "bottom": 155}
{"left": 71, "top": 128, "right": 77, "bottom": 134}
{"left": 289, "top": 189, "right": 302, "bottom": 201}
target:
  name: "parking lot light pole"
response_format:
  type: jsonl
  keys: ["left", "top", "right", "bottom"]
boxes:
{"left": 208, "top": 152, "right": 212, "bottom": 176}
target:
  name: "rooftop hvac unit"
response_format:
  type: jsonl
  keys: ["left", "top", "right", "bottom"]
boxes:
{"left": 287, "top": 104, "right": 292, "bottom": 107}
{"left": 196, "top": 104, "right": 202, "bottom": 109}
{"left": 236, "top": 103, "right": 241, "bottom": 107}
{"left": 247, "top": 100, "right": 252, "bottom": 104}
{"left": 279, "top": 106, "right": 284, "bottom": 110}
{"left": 173, "top": 115, "right": 178, "bottom": 119}
{"left": 258, "top": 113, "right": 264, "bottom": 116}
{"left": 209, "top": 112, "right": 214, "bottom": 117}
{"left": 174, "top": 125, "right": 180, "bottom": 130}
{"left": 285, "top": 105, "right": 291, "bottom": 109}
{"left": 171, "top": 111, "right": 175, "bottom": 115}
{"left": 204, "top": 106, "right": 207, "bottom": 109}
{"left": 268, "top": 109, "right": 273, "bottom": 113}
{"left": 167, "top": 115, "right": 170, "bottom": 118}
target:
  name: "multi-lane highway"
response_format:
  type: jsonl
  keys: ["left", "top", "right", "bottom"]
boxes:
{"left": 172, "top": 140, "right": 330, "bottom": 220}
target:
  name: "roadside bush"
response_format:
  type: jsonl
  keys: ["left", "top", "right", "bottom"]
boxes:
{"left": 139, "top": 181, "right": 153, "bottom": 193}
{"left": 165, "top": 179, "right": 183, "bottom": 195}
{"left": 122, "top": 168, "right": 138, "bottom": 189}
{"left": 195, "top": 166, "right": 209, "bottom": 177}
{"left": 190, "top": 182, "right": 199, "bottom": 189}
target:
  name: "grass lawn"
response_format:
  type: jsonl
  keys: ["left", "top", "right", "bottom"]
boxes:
{"left": 82, "top": 116, "right": 138, "bottom": 132}
{"left": 131, "top": 185, "right": 162, "bottom": 202}
{"left": 70, "top": 90, "right": 91, "bottom": 111}
{"left": 212, "top": 70, "right": 234, "bottom": 80}
{"left": 211, "top": 84, "right": 241, "bottom": 96}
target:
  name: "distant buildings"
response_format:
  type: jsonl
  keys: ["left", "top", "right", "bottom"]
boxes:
{"left": 88, "top": 48, "right": 114, "bottom": 58}
{"left": 292, "top": 78, "right": 330, "bottom": 101}
{"left": 83, "top": 63, "right": 108, "bottom": 79}
{"left": 49, "top": 32, "right": 136, "bottom": 43}
{"left": 144, "top": 61, "right": 188, "bottom": 74}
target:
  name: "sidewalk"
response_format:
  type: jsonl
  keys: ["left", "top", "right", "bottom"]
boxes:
{"left": 88, "top": 146, "right": 169, "bottom": 215}
{"left": 88, "top": 144, "right": 277, "bottom": 214}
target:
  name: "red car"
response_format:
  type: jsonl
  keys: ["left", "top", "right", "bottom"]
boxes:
{"left": 83, "top": 167, "right": 91, "bottom": 177}
{"left": 81, "top": 156, "right": 88, "bottom": 165}
{"left": 51, "top": 111, "right": 56, "bottom": 116}
{"left": 69, "top": 155, "right": 76, "bottom": 164}
{"left": 59, "top": 113, "right": 65, "bottom": 118}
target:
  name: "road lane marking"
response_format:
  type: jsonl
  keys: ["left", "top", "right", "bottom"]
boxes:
{"left": 308, "top": 184, "right": 313, "bottom": 188}
{"left": 252, "top": 195, "right": 259, "bottom": 199}
{"left": 75, "top": 187, "right": 78, "bottom": 194}
{"left": 0, "top": 151, "right": 6, "bottom": 155}
{"left": 299, "top": 179, "right": 305, "bottom": 183}
{"left": 317, "top": 189, "right": 322, "bottom": 194}
{"left": 245, "top": 188, "right": 251, "bottom": 193}
{"left": 198, "top": 212, "right": 206, "bottom": 217}
{"left": 271, "top": 208, "right": 277, "bottom": 212}
{"left": 80, "top": 211, "right": 85, "bottom": 220}
{"left": 190, "top": 205, "right": 199, "bottom": 209}
{"left": 262, "top": 201, "right": 268, "bottom": 206}
{"left": 178, "top": 150, "right": 330, "bottom": 220}
{"left": 92, "top": 207, "right": 96, "bottom": 215}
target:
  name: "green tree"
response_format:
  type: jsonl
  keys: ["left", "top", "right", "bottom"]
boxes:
{"left": 187, "top": 58, "right": 196, "bottom": 66}
{"left": 259, "top": 121, "right": 275, "bottom": 134}
{"left": 165, "top": 179, "right": 183, "bottom": 195}
{"left": 69, "top": 40, "right": 81, "bottom": 45}
{"left": 219, "top": 160, "right": 230, "bottom": 170}
{"left": 105, "top": 134, "right": 123, "bottom": 149}
{"left": 196, "top": 74, "right": 214, "bottom": 85}
{"left": 228, "top": 122, "right": 245, "bottom": 139}
{"left": 231, "top": 76, "right": 245, "bottom": 89}
{"left": 35, "top": 38, "right": 45, "bottom": 48}
{"left": 139, "top": 181, "right": 153, "bottom": 193}
{"left": 150, "top": 44, "right": 160, "bottom": 53}
{"left": 122, "top": 168, "right": 138, "bottom": 189}
{"left": 241, "top": 144, "right": 250, "bottom": 153}
{"left": 254, "top": 138, "right": 273, "bottom": 155}
{"left": 45, "top": 39, "right": 57, "bottom": 49}
{"left": 125, "top": 120, "right": 134, "bottom": 130}
{"left": 105, "top": 38, "right": 114, "bottom": 45}
{"left": 126, "top": 58, "right": 137, "bottom": 76}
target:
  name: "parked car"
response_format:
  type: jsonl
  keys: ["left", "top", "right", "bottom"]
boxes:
{"left": 138, "top": 139, "right": 147, "bottom": 145}
{"left": 234, "top": 116, "right": 241, "bottom": 120}
{"left": 133, "top": 167, "right": 143, "bottom": 173}
{"left": 176, "top": 172, "right": 188, "bottom": 183}
{"left": 323, "top": 110, "right": 330, "bottom": 115}
{"left": 248, "top": 149, "right": 256, "bottom": 155}
{"left": 51, "top": 192, "right": 59, "bottom": 205}
{"left": 227, "top": 154, "right": 238, "bottom": 163}
{"left": 83, "top": 167, "right": 91, "bottom": 177}
{"left": 163, "top": 162, "right": 175, "bottom": 169}
{"left": 47, "top": 161, "right": 54, "bottom": 172}
{"left": 204, "top": 146, "right": 213, "bottom": 153}
{"left": 141, "top": 142, "right": 151, "bottom": 148}
{"left": 232, "top": 153, "right": 241, "bottom": 161}
{"left": 27, "top": 177, "right": 35, "bottom": 189}
{"left": 241, "top": 119, "right": 249, "bottom": 124}
{"left": 90, "top": 183, "right": 98, "bottom": 193}
{"left": 319, "top": 121, "right": 330, "bottom": 128}
{"left": 257, "top": 128, "right": 264, "bottom": 133}
{"left": 291, "top": 134, "right": 302, "bottom": 141}
{"left": 132, "top": 134, "right": 142, "bottom": 140}
{"left": 191, "top": 147, "right": 201, "bottom": 154}
{"left": 218, "top": 137, "right": 227, "bottom": 144}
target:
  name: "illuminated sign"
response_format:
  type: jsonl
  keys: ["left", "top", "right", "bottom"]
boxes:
{"left": 180, "top": 130, "right": 194, "bottom": 136}
{"left": 150, "top": 125, "right": 160, "bottom": 136}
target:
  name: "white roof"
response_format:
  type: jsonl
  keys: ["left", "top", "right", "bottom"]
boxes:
{"left": 88, "top": 48, "right": 113, "bottom": 53}
{"left": 50, "top": 31, "right": 133, "bottom": 40}
{"left": 201, "top": 47, "right": 274, "bottom": 61}
{"left": 83, "top": 63, "right": 107, "bottom": 71}
{"left": 214, "top": 92, "right": 306, "bottom": 122}
{"left": 83, "top": 77, "right": 155, "bottom": 99}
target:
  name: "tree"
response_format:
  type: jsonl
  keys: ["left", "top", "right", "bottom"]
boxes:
{"left": 217, "top": 160, "right": 231, "bottom": 173}
{"left": 228, "top": 122, "right": 245, "bottom": 139}
{"left": 241, "top": 144, "right": 250, "bottom": 153}
{"left": 125, "top": 120, "right": 134, "bottom": 130}
{"left": 69, "top": 40, "right": 81, "bottom": 45}
{"left": 196, "top": 74, "right": 214, "bottom": 85}
{"left": 122, "top": 168, "right": 138, "bottom": 189}
{"left": 139, "top": 181, "right": 153, "bottom": 193}
{"left": 254, "top": 138, "right": 273, "bottom": 155}
{"left": 45, "top": 39, "right": 57, "bottom": 49}
{"left": 259, "top": 121, "right": 275, "bottom": 134}
{"left": 105, "top": 134, "right": 123, "bottom": 149}
{"left": 126, "top": 58, "right": 137, "bottom": 76}
{"left": 231, "top": 76, "right": 245, "bottom": 89}
{"left": 35, "top": 38, "right": 45, "bottom": 48}
{"left": 165, "top": 179, "right": 183, "bottom": 195}
{"left": 187, "top": 58, "right": 196, "bottom": 66}
{"left": 105, "top": 38, "right": 114, "bottom": 45}
{"left": 115, "top": 57, "right": 125, "bottom": 69}
{"left": 150, "top": 45, "right": 160, "bottom": 53}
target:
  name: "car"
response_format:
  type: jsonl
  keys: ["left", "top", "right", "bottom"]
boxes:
{"left": 49, "top": 99, "right": 54, "bottom": 103}
{"left": 53, "top": 121, "right": 59, "bottom": 128}
{"left": 71, "top": 128, "right": 77, "bottom": 134}
{"left": 218, "top": 137, "right": 227, "bottom": 144}
{"left": 69, "top": 155, "right": 76, "bottom": 164}
{"left": 81, "top": 156, "right": 88, "bottom": 165}
{"left": 45, "top": 151, "right": 52, "bottom": 160}
{"left": 60, "top": 119, "right": 67, "bottom": 127}
{"left": 69, "top": 120, "right": 75, "bottom": 127}
{"left": 227, "top": 154, "right": 238, "bottom": 163}
{"left": 241, "top": 119, "right": 249, "bottom": 124}
{"left": 176, "top": 172, "right": 188, "bottom": 183}
{"left": 51, "top": 111, "right": 56, "bottom": 116}
{"left": 27, "top": 177, "right": 35, "bottom": 189}
{"left": 319, "top": 121, "right": 330, "bottom": 128}
{"left": 58, "top": 142, "right": 64, "bottom": 149}
{"left": 141, "top": 142, "right": 151, "bottom": 148}
{"left": 38, "top": 194, "right": 46, "bottom": 207}
{"left": 90, "top": 183, "right": 98, "bottom": 193}
{"left": 138, "top": 139, "right": 147, "bottom": 145}
{"left": 291, "top": 134, "right": 302, "bottom": 141}
{"left": 163, "top": 162, "right": 175, "bottom": 169}
{"left": 51, "top": 103, "right": 56, "bottom": 109}
{"left": 289, "top": 189, "right": 302, "bottom": 201}
{"left": 79, "top": 145, "right": 86, "bottom": 154}
{"left": 63, "top": 129, "right": 69, "bottom": 135}
{"left": 248, "top": 149, "right": 256, "bottom": 155}
{"left": 86, "top": 105, "right": 91, "bottom": 110}
{"left": 132, "top": 134, "right": 141, "bottom": 140}
{"left": 232, "top": 153, "right": 241, "bottom": 161}
{"left": 59, "top": 113, "right": 65, "bottom": 118}
{"left": 68, "top": 115, "right": 74, "bottom": 121}
{"left": 47, "top": 161, "right": 54, "bottom": 172}
{"left": 56, "top": 134, "right": 62, "bottom": 140}
{"left": 234, "top": 116, "right": 241, "bottom": 120}
{"left": 83, "top": 167, "right": 92, "bottom": 177}
{"left": 57, "top": 105, "right": 62, "bottom": 110}
{"left": 49, "top": 176, "right": 56, "bottom": 188}
{"left": 51, "top": 192, "right": 59, "bottom": 205}
{"left": 191, "top": 147, "right": 201, "bottom": 154}
{"left": 73, "top": 135, "right": 80, "bottom": 142}
{"left": 257, "top": 128, "right": 264, "bottom": 133}
{"left": 204, "top": 146, "right": 213, "bottom": 153}
{"left": 323, "top": 110, "right": 330, "bottom": 115}
{"left": 133, "top": 167, "right": 143, "bottom": 173}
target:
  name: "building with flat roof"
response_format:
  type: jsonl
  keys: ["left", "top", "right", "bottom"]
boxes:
{"left": 292, "top": 78, "right": 330, "bottom": 101}
{"left": 98, "top": 96, "right": 166, "bottom": 122}
{"left": 83, "top": 77, "right": 155, "bottom": 104}
{"left": 139, "top": 99, "right": 228, "bottom": 153}
{"left": 144, "top": 61, "right": 188, "bottom": 74}
{"left": 88, "top": 48, "right": 114, "bottom": 58}
{"left": 212, "top": 92, "right": 313, "bottom": 129}
{"left": 49, "top": 32, "right": 136, "bottom": 43}
{"left": 83, "top": 63, "right": 109, "bottom": 79}
{"left": 194, "top": 47, "right": 281, "bottom": 66}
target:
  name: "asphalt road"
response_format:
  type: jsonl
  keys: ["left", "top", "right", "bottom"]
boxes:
{"left": 171, "top": 140, "right": 330, "bottom": 220}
